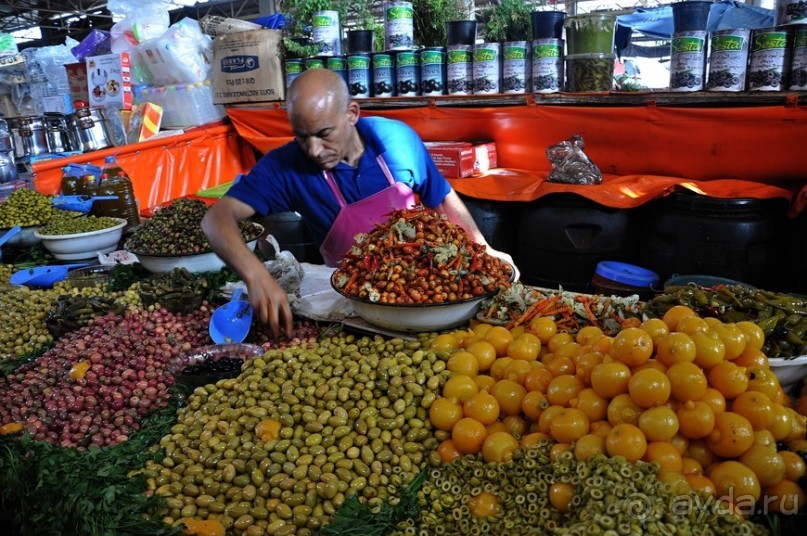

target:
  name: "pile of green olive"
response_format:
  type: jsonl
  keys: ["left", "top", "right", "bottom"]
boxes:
{"left": 0, "top": 188, "right": 81, "bottom": 228}
{"left": 393, "top": 442, "right": 764, "bottom": 536}
{"left": 0, "top": 283, "right": 140, "bottom": 360}
{"left": 142, "top": 332, "right": 450, "bottom": 535}
{"left": 38, "top": 216, "right": 122, "bottom": 236}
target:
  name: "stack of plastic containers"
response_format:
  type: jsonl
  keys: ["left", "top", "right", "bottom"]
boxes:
{"left": 564, "top": 13, "right": 617, "bottom": 92}
{"left": 135, "top": 80, "right": 225, "bottom": 129}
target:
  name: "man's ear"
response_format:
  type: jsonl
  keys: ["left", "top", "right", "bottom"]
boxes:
{"left": 346, "top": 101, "right": 361, "bottom": 126}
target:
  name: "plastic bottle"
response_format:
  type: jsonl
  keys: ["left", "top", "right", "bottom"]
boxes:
{"left": 60, "top": 166, "right": 81, "bottom": 195}
{"left": 95, "top": 155, "right": 141, "bottom": 231}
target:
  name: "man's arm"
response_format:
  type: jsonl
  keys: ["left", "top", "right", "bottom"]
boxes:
{"left": 201, "top": 197, "right": 293, "bottom": 338}
{"left": 436, "top": 189, "right": 520, "bottom": 280}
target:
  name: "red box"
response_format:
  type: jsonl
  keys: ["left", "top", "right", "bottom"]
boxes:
{"left": 64, "top": 62, "right": 89, "bottom": 105}
{"left": 425, "top": 141, "right": 497, "bottom": 178}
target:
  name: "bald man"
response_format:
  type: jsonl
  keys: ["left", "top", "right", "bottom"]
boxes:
{"left": 202, "top": 69, "right": 516, "bottom": 338}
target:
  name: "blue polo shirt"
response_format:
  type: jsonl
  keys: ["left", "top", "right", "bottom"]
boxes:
{"left": 226, "top": 116, "right": 451, "bottom": 246}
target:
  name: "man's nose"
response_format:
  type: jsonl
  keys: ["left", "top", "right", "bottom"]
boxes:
{"left": 305, "top": 137, "right": 323, "bottom": 158}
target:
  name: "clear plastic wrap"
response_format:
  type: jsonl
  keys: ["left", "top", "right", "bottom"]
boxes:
{"left": 546, "top": 134, "right": 603, "bottom": 185}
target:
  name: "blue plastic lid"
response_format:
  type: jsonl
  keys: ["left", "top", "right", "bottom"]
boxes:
{"left": 595, "top": 261, "right": 659, "bottom": 288}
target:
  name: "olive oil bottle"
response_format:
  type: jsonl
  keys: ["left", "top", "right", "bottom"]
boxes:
{"left": 95, "top": 155, "right": 140, "bottom": 231}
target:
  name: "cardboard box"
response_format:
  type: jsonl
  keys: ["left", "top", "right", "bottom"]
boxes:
{"left": 64, "top": 62, "right": 89, "bottom": 105}
{"left": 86, "top": 53, "right": 132, "bottom": 110}
{"left": 425, "top": 141, "right": 498, "bottom": 178}
{"left": 211, "top": 29, "right": 284, "bottom": 104}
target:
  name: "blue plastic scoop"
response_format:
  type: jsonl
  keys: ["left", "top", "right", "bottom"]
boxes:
{"left": 9, "top": 263, "right": 91, "bottom": 288}
{"left": 209, "top": 288, "right": 254, "bottom": 344}
{"left": 52, "top": 195, "right": 118, "bottom": 214}
{"left": 0, "top": 226, "right": 21, "bottom": 261}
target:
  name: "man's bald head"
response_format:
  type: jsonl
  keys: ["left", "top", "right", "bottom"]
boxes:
{"left": 287, "top": 69, "right": 350, "bottom": 120}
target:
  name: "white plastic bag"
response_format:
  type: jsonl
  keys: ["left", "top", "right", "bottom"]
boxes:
{"left": 108, "top": 0, "right": 170, "bottom": 84}
{"left": 135, "top": 18, "right": 213, "bottom": 85}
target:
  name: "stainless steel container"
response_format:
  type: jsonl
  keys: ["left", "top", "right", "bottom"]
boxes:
{"left": 7, "top": 117, "right": 25, "bottom": 159}
{"left": 44, "top": 113, "right": 72, "bottom": 153}
{"left": 17, "top": 116, "right": 50, "bottom": 158}
{"left": 72, "top": 107, "right": 113, "bottom": 152}
{"left": 0, "top": 151, "right": 17, "bottom": 184}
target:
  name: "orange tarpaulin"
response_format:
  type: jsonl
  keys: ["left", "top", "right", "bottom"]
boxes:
{"left": 32, "top": 124, "right": 256, "bottom": 211}
{"left": 226, "top": 104, "right": 807, "bottom": 215}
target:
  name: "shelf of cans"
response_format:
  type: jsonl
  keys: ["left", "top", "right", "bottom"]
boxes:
{"left": 284, "top": 3, "right": 806, "bottom": 98}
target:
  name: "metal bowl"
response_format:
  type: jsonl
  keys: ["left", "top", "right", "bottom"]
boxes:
{"left": 331, "top": 272, "right": 498, "bottom": 332}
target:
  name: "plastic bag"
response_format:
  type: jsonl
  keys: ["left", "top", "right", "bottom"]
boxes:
{"left": 134, "top": 18, "right": 213, "bottom": 85}
{"left": 108, "top": 0, "right": 170, "bottom": 84}
{"left": 546, "top": 134, "right": 603, "bottom": 185}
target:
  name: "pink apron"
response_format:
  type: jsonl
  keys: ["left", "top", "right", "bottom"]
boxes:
{"left": 319, "top": 155, "right": 415, "bottom": 266}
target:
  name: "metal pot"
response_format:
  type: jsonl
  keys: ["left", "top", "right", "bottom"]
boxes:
{"left": 43, "top": 113, "right": 72, "bottom": 153}
{"left": 14, "top": 116, "right": 50, "bottom": 158}
{"left": 7, "top": 117, "right": 25, "bottom": 159}
{"left": 0, "top": 151, "right": 17, "bottom": 184}
{"left": 71, "top": 107, "right": 113, "bottom": 153}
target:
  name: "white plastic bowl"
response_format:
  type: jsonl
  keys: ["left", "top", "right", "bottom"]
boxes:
{"left": 768, "top": 355, "right": 807, "bottom": 391}
{"left": 132, "top": 238, "right": 260, "bottom": 274}
{"left": 34, "top": 218, "right": 126, "bottom": 260}
{"left": 0, "top": 224, "right": 41, "bottom": 246}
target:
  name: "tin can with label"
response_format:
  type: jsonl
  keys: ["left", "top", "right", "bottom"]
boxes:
{"left": 395, "top": 50, "right": 420, "bottom": 96}
{"left": 473, "top": 42, "right": 501, "bottom": 94}
{"left": 385, "top": 1, "right": 415, "bottom": 51}
{"left": 420, "top": 47, "right": 446, "bottom": 96}
{"left": 446, "top": 45, "right": 474, "bottom": 95}
{"left": 790, "top": 25, "right": 807, "bottom": 89}
{"left": 776, "top": 0, "right": 807, "bottom": 26}
{"left": 347, "top": 54, "right": 372, "bottom": 98}
{"left": 372, "top": 53, "right": 396, "bottom": 97}
{"left": 327, "top": 56, "right": 349, "bottom": 86}
{"left": 285, "top": 59, "right": 305, "bottom": 89}
{"left": 748, "top": 26, "right": 793, "bottom": 91}
{"left": 312, "top": 11, "right": 342, "bottom": 56}
{"left": 707, "top": 29, "right": 751, "bottom": 92}
{"left": 669, "top": 30, "right": 708, "bottom": 91}
{"left": 531, "top": 38, "right": 564, "bottom": 93}
{"left": 502, "top": 40, "right": 531, "bottom": 93}
{"left": 305, "top": 57, "right": 326, "bottom": 70}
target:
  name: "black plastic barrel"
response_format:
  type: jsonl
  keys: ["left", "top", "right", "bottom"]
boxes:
{"left": 460, "top": 195, "right": 522, "bottom": 262}
{"left": 256, "top": 211, "right": 324, "bottom": 264}
{"left": 637, "top": 192, "right": 789, "bottom": 290}
{"left": 517, "top": 194, "right": 634, "bottom": 292}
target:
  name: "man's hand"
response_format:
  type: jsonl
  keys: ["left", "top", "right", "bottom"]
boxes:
{"left": 244, "top": 268, "right": 294, "bottom": 340}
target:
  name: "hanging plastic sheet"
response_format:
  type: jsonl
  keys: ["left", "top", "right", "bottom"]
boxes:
{"left": 31, "top": 124, "right": 256, "bottom": 212}
{"left": 225, "top": 103, "right": 805, "bottom": 215}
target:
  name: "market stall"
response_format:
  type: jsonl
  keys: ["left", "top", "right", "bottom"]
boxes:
{"left": 2, "top": 1, "right": 807, "bottom": 535}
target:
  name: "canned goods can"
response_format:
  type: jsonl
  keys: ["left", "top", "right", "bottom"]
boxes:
{"left": 531, "top": 38, "right": 564, "bottom": 93}
{"left": 305, "top": 57, "right": 326, "bottom": 70}
{"left": 285, "top": 59, "right": 305, "bottom": 89}
{"left": 502, "top": 40, "right": 531, "bottom": 94}
{"left": 707, "top": 29, "right": 751, "bottom": 92}
{"left": 473, "top": 42, "right": 501, "bottom": 94}
{"left": 446, "top": 45, "right": 473, "bottom": 95}
{"left": 420, "top": 47, "right": 446, "bottom": 96}
{"left": 312, "top": 10, "right": 342, "bottom": 56}
{"left": 327, "top": 56, "right": 349, "bottom": 86}
{"left": 790, "top": 25, "right": 807, "bottom": 90}
{"left": 776, "top": 0, "right": 807, "bottom": 26}
{"left": 395, "top": 50, "right": 420, "bottom": 96}
{"left": 385, "top": 1, "right": 415, "bottom": 51}
{"left": 669, "top": 31, "right": 708, "bottom": 91}
{"left": 347, "top": 54, "right": 372, "bottom": 98}
{"left": 372, "top": 53, "right": 396, "bottom": 97}
{"left": 748, "top": 26, "right": 792, "bottom": 91}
